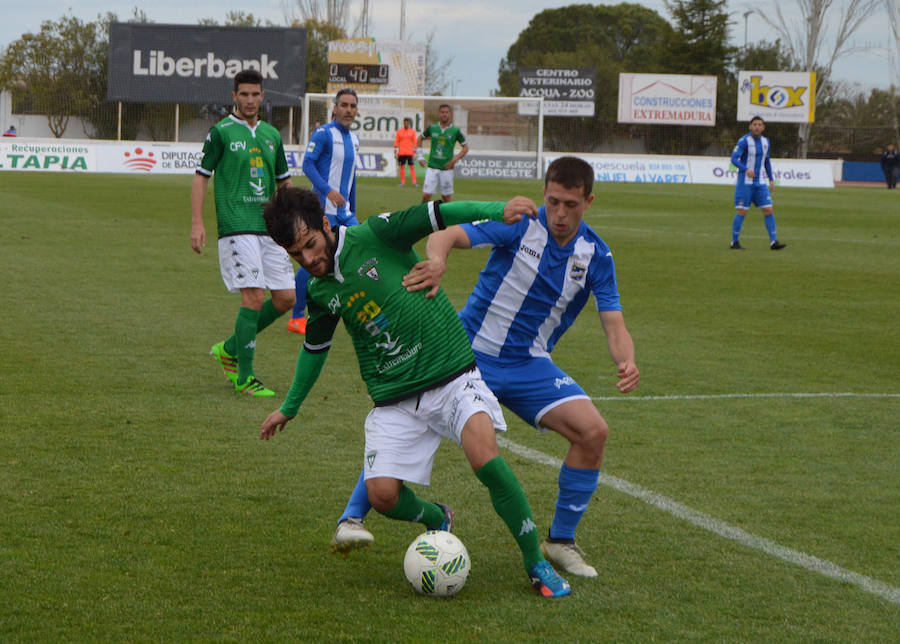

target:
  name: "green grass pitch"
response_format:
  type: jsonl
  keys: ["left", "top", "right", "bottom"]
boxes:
{"left": 1, "top": 171, "right": 898, "bottom": 640}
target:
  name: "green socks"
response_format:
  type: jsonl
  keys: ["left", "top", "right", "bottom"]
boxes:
{"left": 231, "top": 306, "right": 260, "bottom": 385}
{"left": 223, "top": 300, "right": 286, "bottom": 385}
{"left": 379, "top": 457, "right": 544, "bottom": 572}
{"left": 382, "top": 484, "right": 445, "bottom": 528}
{"left": 255, "top": 298, "right": 286, "bottom": 334}
{"left": 476, "top": 456, "right": 544, "bottom": 571}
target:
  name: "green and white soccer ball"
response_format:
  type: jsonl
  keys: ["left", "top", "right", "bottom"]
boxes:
{"left": 403, "top": 530, "right": 470, "bottom": 597}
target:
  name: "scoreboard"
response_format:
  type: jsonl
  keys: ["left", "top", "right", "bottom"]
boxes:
{"left": 328, "top": 63, "right": 390, "bottom": 85}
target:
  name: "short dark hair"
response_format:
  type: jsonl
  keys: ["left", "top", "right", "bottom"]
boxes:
{"left": 403, "top": 117, "right": 412, "bottom": 126}
{"left": 545, "top": 156, "right": 594, "bottom": 199}
{"left": 334, "top": 88, "right": 358, "bottom": 104}
{"left": 439, "top": 103, "right": 451, "bottom": 111}
{"left": 233, "top": 69, "right": 263, "bottom": 92}
{"left": 750, "top": 115, "right": 765, "bottom": 125}
{"left": 263, "top": 187, "right": 326, "bottom": 248}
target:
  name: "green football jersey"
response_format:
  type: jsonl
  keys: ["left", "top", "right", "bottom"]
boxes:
{"left": 422, "top": 123, "right": 466, "bottom": 170}
{"left": 282, "top": 200, "right": 507, "bottom": 413}
{"left": 198, "top": 115, "right": 290, "bottom": 238}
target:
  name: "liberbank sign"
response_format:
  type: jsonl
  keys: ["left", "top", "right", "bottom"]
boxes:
{"left": 108, "top": 24, "right": 306, "bottom": 105}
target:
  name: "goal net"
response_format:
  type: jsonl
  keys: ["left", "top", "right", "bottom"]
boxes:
{"left": 301, "top": 93, "right": 545, "bottom": 179}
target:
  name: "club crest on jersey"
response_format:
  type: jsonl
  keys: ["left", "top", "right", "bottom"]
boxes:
{"left": 358, "top": 258, "right": 380, "bottom": 281}
{"left": 569, "top": 262, "right": 587, "bottom": 282}
{"left": 328, "top": 294, "right": 341, "bottom": 314}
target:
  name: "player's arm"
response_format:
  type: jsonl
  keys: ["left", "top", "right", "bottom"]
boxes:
{"left": 599, "top": 310, "right": 639, "bottom": 394}
{"left": 259, "top": 348, "right": 329, "bottom": 440}
{"left": 730, "top": 140, "right": 748, "bottom": 173}
{"left": 402, "top": 226, "right": 472, "bottom": 298}
{"left": 301, "top": 130, "right": 333, "bottom": 198}
{"left": 446, "top": 141, "right": 469, "bottom": 169}
{"left": 190, "top": 172, "right": 210, "bottom": 253}
{"left": 764, "top": 156, "right": 774, "bottom": 189}
{"left": 416, "top": 131, "right": 427, "bottom": 166}
{"left": 348, "top": 174, "right": 357, "bottom": 215}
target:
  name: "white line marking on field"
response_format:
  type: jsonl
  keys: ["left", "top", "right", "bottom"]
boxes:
{"left": 497, "top": 435, "right": 900, "bottom": 605}
{"left": 590, "top": 392, "right": 900, "bottom": 402}
{"left": 596, "top": 223, "right": 900, "bottom": 246}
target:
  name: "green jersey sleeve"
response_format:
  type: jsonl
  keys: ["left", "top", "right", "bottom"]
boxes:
{"left": 367, "top": 201, "right": 506, "bottom": 250}
{"left": 280, "top": 294, "right": 341, "bottom": 417}
{"left": 199, "top": 127, "right": 224, "bottom": 174}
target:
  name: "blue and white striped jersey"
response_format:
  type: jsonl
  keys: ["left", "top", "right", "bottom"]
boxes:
{"left": 731, "top": 133, "right": 772, "bottom": 185}
{"left": 302, "top": 120, "right": 359, "bottom": 220}
{"left": 459, "top": 206, "right": 621, "bottom": 360}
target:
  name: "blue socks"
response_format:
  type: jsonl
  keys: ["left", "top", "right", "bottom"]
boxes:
{"left": 549, "top": 464, "right": 600, "bottom": 541}
{"left": 293, "top": 267, "right": 310, "bottom": 319}
{"left": 764, "top": 213, "right": 778, "bottom": 243}
{"left": 339, "top": 468, "right": 372, "bottom": 523}
{"left": 731, "top": 214, "right": 745, "bottom": 243}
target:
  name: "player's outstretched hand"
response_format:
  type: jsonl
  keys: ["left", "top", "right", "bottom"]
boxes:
{"left": 402, "top": 257, "right": 446, "bottom": 298}
{"left": 615, "top": 361, "right": 640, "bottom": 394}
{"left": 260, "top": 409, "right": 293, "bottom": 440}
{"left": 502, "top": 196, "right": 539, "bottom": 224}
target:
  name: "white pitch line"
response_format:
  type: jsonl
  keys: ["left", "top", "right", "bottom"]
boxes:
{"left": 496, "top": 436, "right": 900, "bottom": 605}
{"left": 590, "top": 392, "right": 900, "bottom": 402}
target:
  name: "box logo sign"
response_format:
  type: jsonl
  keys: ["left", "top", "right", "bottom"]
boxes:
{"left": 618, "top": 74, "right": 717, "bottom": 126}
{"left": 737, "top": 71, "right": 816, "bottom": 123}
{"left": 108, "top": 24, "right": 306, "bottom": 105}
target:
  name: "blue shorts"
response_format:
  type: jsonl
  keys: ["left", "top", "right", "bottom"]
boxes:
{"left": 734, "top": 183, "right": 772, "bottom": 210}
{"left": 474, "top": 352, "right": 589, "bottom": 431}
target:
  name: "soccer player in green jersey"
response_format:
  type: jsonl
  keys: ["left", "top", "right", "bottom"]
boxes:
{"left": 257, "top": 187, "right": 571, "bottom": 598}
{"left": 416, "top": 104, "right": 468, "bottom": 202}
{"left": 190, "top": 69, "right": 295, "bottom": 397}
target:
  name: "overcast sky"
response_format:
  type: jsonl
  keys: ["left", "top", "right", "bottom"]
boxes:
{"left": 2, "top": 0, "right": 893, "bottom": 97}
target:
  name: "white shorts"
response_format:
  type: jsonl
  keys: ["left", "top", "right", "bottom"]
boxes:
{"left": 362, "top": 367, "right": 506, "bottom": 486}
{"left": 217, "top": 234, "right": 295, "bottom": 293}
{"left": 423, "top": 167, "right": 455, "bottom": 196}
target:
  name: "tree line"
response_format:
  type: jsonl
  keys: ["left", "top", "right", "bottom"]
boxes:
{"left": 0, "top": 1, "right": 893, "bottom": 156}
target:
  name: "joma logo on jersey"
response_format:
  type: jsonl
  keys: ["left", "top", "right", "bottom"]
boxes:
{"left": 742, "top": 76, "right": 807, "bottom": 109}
{"left": 519, "top": 243, "right": 541, "bottom": 260}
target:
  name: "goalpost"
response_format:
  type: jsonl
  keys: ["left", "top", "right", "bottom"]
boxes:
{"left": 301, "top": 93, "right": 545, "bottom": 179}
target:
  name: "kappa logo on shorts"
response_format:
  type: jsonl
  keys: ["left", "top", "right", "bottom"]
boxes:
{"left": 554, "top": 376, "right": 576, "bottom": 389}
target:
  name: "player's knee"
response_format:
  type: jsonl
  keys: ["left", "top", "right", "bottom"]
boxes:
{"left": 574, "top": 417, "right": 609, "bottom": 457}
{"left": 460, "top": 415, "right": 500, "bottom": 471}
{"left": 271, "top": 291, "right": 296, "bottom": 313}
{"left": 366, "top": 479, "right": 400, "bottom": 513}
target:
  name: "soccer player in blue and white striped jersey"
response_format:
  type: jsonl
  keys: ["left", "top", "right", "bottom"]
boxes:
{"left": 289, "top": 88, "right": 361, "bottom": 333}
{"left": 332, "top": 157, "right": 640, "bottom": 579}
{"left": 730, "top": 116, "right": 786, "bottom": 250}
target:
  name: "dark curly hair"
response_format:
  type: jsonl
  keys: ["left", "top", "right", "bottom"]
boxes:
{"left": 263, "top": 187, "right": 326, "bottom": 249}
